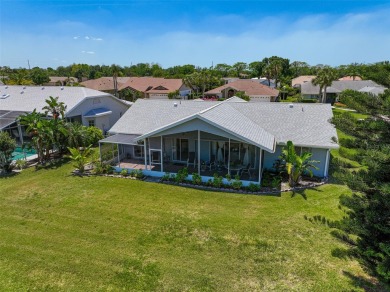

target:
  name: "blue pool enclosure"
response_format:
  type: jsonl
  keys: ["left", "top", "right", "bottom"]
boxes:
{"left": 12, "top": 147, "right": 37, "bottom": 160}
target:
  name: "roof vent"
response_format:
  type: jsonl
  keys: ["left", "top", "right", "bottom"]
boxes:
{"left": 61, "top": 86, "right": 64, "bottom": 90}
{"left": 289, "top": 103, "right": 294, "bottom": 108}
{"left": 23, "top": 86, "right": 26, "bottom": 89}
{"left": 0, "top": 94, "right": 10, "bottom": 99}
{"left": 42, "top": 86, "right": 45, "bottom": 90}
{"left": 20, "top": 90, "right": 24, "bottom": 94}
{"left": 174, "top": 102, "right": 178, "bottom": 107}
{"left": 5, "top": 86, "right": 8, "bottom": 89}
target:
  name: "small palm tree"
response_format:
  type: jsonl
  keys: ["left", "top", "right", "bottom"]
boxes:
{"left": 67, "top": 145, "right": 92, "bottom": 173}
{"left": 42, "top": 96, "right": 67, "bottom": 119}
{"left": 280, "top": 141, "right": 319, "bottom": 187}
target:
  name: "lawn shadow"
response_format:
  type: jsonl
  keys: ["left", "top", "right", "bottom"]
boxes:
{"left": 331, "top": 247, "right": 356, "bottom": 260}
{"left": 0, "top": 171, "right": 21, "bottom": 179}
{"left": 342, "top": 270, "right": 388, "bottom": 292}
{"left": 290, "top": 186, "right": 323, "bottom": 200}
{"left": 35, "top": 157, "right": 70, "bottom": 171}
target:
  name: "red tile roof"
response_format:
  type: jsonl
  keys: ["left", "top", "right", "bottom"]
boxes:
{"left": 205, "top": 79, "right": 279, "bottom": 96}
{"left": 81, "top": 77, "right": 183, "bottom": 93}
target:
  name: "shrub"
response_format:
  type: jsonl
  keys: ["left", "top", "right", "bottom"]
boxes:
{"left": 175, "top": 167, "right": 188, "bottom": 183}
{"left": 212, "top": 173, "right": 223, "bottom": 188}
{"left": 271, "top": 176, "right": 281, "bottom": 189}
{"left": 15, "top": 159, "right": 27, "bottom": 170}
{"left": 231, "top": 174, "right": 243, "bottom": 190}
{"left": 120, "top": 169, "right": 129, "bottom": 177}
{"left": 248, "top": 183, "right": 260, "bottom": 192}
{"left": 161, "top": 172, "right": 170, "bottom": 182}
{"left": 130, "top": 169, "right": 144, "bottom": 179}
{"left": 191, "top": 172, "right": 202, "bottom": 185}
{"left": 86, "top": 126, "right": 104, "bottom": 146}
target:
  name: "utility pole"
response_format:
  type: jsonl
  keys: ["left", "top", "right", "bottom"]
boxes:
{"left": 27, "top": 60, "right": 31, "bottom": 70}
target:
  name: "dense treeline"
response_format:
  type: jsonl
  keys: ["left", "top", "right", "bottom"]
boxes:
{"left": 331, "top": 90, "right": 390, "bottom": 285}
{"left": 1, "top": 58, "right": 389, "bottom": 87}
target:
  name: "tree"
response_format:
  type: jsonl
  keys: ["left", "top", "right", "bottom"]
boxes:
{"left": 0, "top": 132, "right": 17, "bottom": 173}
{"left": 231, "top": 62, "right": 247, "bottom": 77}
{"left": 30, "top": 67, "right": 50, "bottom": 85}
{"left": 183, "top": 70, "right": 222, "bottom": 97}
{"left": 67, "top": 145, "right": 93, "bottom": 173}
{"left": 279, "top": 141, "right": 319, "bottom": 186}
{"left": 214, "top": 63, "right": 232, "bottom": 77}
{"left": 248, "top": 61, "right": 265, "bottom": 78}
{"left": 42, "top": 96, "right": 67, "bottom": 119}
{"left": 111, "top": 64, "right": 121, "bottom": 97}
{"left": 311, "top": 67, "right": 338, "bottom": 103}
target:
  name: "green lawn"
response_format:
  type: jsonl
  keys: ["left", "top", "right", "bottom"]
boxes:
{"left": 0, "top": 162, "right": 373, "bottom": 291}
{"left": 332, "top": 108, "right": 369, "bottom": 120}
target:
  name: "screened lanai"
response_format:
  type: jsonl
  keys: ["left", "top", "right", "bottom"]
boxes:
{"left": 99, "top": 129, "right": 269, "bottom": 184}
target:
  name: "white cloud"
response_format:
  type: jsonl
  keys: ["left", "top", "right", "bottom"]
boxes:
{"left": 85, "top": 36, "right": 90, "bottom": 40}
{"left": 81, "top": 51, "right": 95, "bottom": 54}
{"left": 73, "top": 36, "right": 80, "bottom": 40}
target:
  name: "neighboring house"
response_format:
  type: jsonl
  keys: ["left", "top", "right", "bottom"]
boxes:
{"left": 300, "top": 80, "right": 387, "bottom": 101}
{"left": 223, "top": 77, "right": 277, "bottom": 88}
{"left": 44, "top": 77, "right": 78, "bottom": 86}
{"left": 292, "top": 75, "right": 316, "bottom": 87}
{"left": 204, "top": 79, "right": 279, "bottom": 102}
{"left": 0, "top": 85, "right": 130, "bottom": 144}
{"left": 338, "top": 76, "right": 362, "bottom": 81}
{"left": 81, "top": 77, "right": 191, "bottom": 99}
{"left": 99, "top": 97, "right": 338, "bottom": 185}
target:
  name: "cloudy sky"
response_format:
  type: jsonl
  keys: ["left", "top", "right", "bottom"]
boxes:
{"left": 1, "top": 0, "right": 389, "bottom": 68}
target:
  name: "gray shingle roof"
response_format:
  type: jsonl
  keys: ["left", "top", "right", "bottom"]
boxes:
{"left": 109, "top": 98, "right": 338, "bottom": 151}
{"left": 0, "top": 85, "right": 120, "bottom": 114}
{"left": 301, "top": 80, "right": 385, "bottom": 95}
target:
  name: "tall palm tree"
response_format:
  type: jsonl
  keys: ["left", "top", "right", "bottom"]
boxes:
{"left": 312, "top": 67, "right": 338, "bottom": 103}
{"left": 111, "top": 64, "right": 121, "bottom": 98}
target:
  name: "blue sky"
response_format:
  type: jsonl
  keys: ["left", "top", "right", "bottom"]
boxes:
{"left": 1, "top": 0, "right": 390, "bottom": 69}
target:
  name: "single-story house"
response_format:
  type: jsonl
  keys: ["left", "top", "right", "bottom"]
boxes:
{"left": 81, "top": 77, "right": 191, "bottom": 99}
{"left": 300, "top": 80, "right": 387, "bottom": 101}
{"left": 99, "top": 97, "right": 338, "bottom": 185}
{"left": 0, "top": 85, "right": 130, "bottom": 144}
{"left": 44, "top": 77, "right": 78, "bottom": 86}
{"left": 205, "top": 79, "right": 279, "bottom": 102}
{"left": 292, "top": 75, "right": 316, "bottom": 87}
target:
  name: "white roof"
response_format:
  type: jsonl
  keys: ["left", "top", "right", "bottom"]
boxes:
{"left": 0, "top": 85, "right": 123, "bottom": 114}
{"left": 109, "top": 98, "right": 338, "bottom": 150}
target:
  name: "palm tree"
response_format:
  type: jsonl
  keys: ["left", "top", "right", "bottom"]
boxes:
{"left": 312, "top": 67, "right": 338, "bottom": 103}
{"left": 111, "top": 64, "right": 121, "bottom": 98}
{"left": 42, "top": 96, "right": 67, "bottom": 119}
{"left": 280, "top": 141, "right": 319, "bottom": 187}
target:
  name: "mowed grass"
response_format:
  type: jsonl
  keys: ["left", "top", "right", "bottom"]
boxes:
{"left": 0, "top": 162, "right": 371, "bottom": 291}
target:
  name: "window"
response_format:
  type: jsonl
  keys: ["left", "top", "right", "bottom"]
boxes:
{"left": 134, "top": 145, "right": 144, "bottom": 158}
{"left": 88, "top": 119, "right": 95, "bottom": 127}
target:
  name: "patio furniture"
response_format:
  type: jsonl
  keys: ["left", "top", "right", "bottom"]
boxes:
{"left": 187, "top": 152, "right": 197, "bottom": 168}
{"left": 240, "top": 163, "right": 252, "bottom": 179}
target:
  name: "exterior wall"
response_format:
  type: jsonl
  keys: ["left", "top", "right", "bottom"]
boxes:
{"left": 148, "top": 94, "right": 169, "bottom": 99}
{"left": 263, "top": 144, "right": 329, "bottom": 177}
{"left": 249, "top": 95, "right": 271, "bottom": 102}
{"left": 66, "top": 95, "right": 129, "bottom": 132}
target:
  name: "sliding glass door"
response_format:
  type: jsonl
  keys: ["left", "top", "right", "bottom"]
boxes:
{"left": 175, "top": 138, "right": 189, "bottom": 161}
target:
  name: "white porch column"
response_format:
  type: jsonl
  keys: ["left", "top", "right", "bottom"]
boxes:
{"left": 228, "top": 138, "right": 231, "bottom": 175}
{"left": 161, "top": 136, "right": 164, "bottom": 173}
{"left": 144, "top": 139, "right": 147, "bottom": 170}
{"left": 117, "top": 144, "right": 120, "bottom": 168}
{"left": 258, "top": 148, "right": 263, "bottom": 183}
{"left": 198, "top": 130, "right": 201, "bottom": 174}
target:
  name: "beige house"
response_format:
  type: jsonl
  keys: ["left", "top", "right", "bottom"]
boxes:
{"left": 205, "top": 79, "right": 279, "bottom": 102}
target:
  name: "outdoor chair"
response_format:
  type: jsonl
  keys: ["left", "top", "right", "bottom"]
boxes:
{"left": 240, "top": 163, "right": 252, "bottom": 178}
{"left": 187, "top": 152, "right": 197, "bottom": 168}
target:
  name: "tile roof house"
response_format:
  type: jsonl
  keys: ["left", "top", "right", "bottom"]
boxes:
{"left": 81, "top": 77, "right": 191, "bottom": 99}
{"left": 99, "top": 97, "right": 338, "bottom": 185}
{"left": 291, "top": 76, "right": 316, "bottom": 87}
{"left": 300, "top": 80, "right": 387, "bottom": 101}
{"left": 0, "top": 85, "right": 130, "bottom": 143}
{"left": 205, "top": 79, "right": 279, "bottom": 102}
{"left": 44, "top": 77, "right": 78, "bottom": 86}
